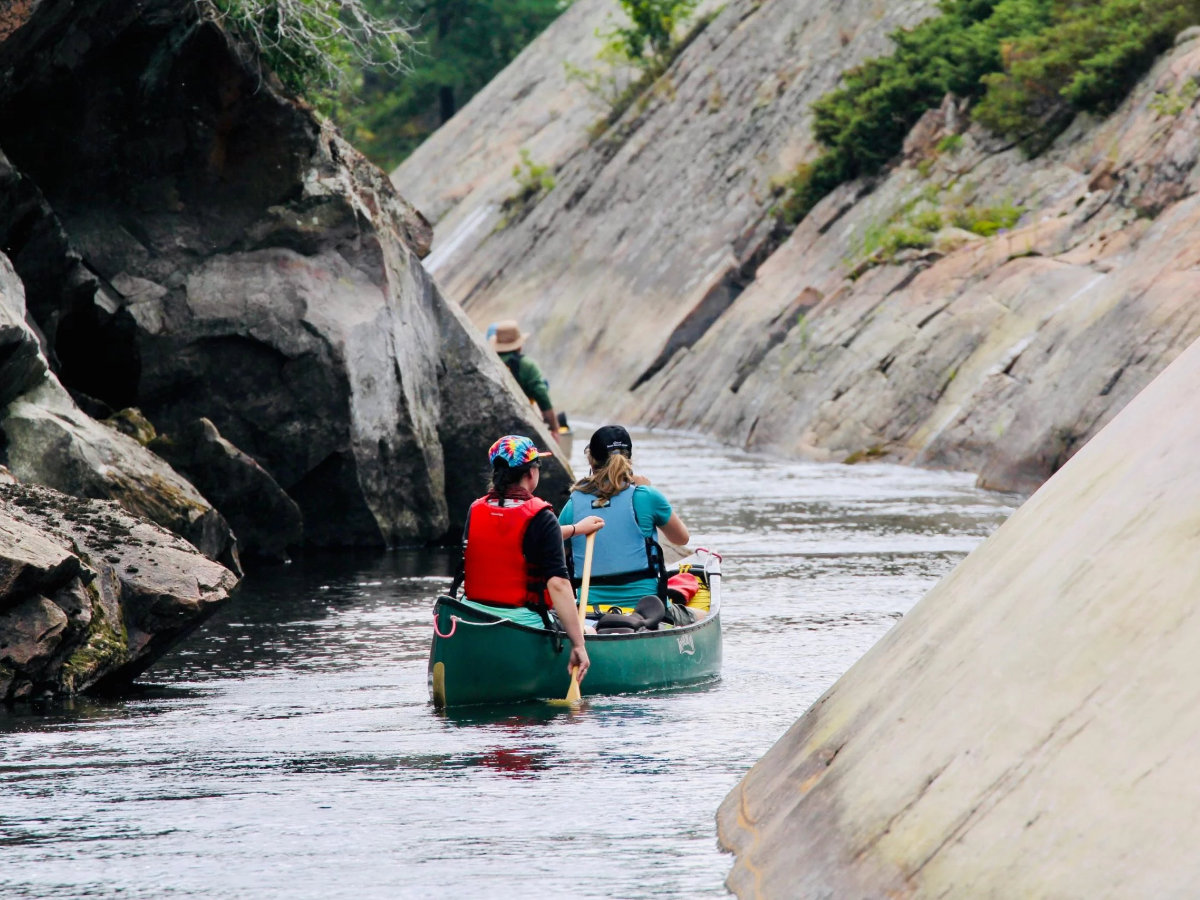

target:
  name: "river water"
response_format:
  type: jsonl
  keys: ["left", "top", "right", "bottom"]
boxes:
{"left": 0, "top": 429, "right": 1015, "bottom": 899}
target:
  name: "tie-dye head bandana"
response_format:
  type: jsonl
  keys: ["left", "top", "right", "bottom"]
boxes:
{"left": 488, "top": 434, "right": 552, "bottom": 467}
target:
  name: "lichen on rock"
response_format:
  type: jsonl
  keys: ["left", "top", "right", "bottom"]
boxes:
{"left": 0, "top": 482, "right": 238, "bottom": 702}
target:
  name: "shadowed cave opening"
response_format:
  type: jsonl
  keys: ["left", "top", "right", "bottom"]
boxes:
{"left": 55, "top": 304, "right": 142, "bottom": 411}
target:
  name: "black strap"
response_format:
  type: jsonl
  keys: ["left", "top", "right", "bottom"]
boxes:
{"left": 451, "top": 515, "right": 470, "bottom": 598}
{"left": 527, "top": 600, "right": 553, "bottom": 628}
{"left": 524, "top": 573, "right": 549, "bottom": 605}
{"left": 572, "top": 568, "right": 657, "bottom": 588}
{"left": 523, "top": 578, "right": 551, "bottom": 624}
{"left": 525, "top": 594, "right": 563, "bottom": 652}
{"left": 449, "top": 549, "right": 466, "bottom": 598}
{"left": 649, "top": 538, "right": 668, "bottom": 601}
{"left": 504, "top": 352, "right": 523, "bottom": 382}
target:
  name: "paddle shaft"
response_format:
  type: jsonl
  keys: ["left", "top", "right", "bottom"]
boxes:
{"left": 565, "top": 531, "right": 595, "bottom": 702}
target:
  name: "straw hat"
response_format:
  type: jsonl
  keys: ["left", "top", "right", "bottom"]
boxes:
{"left": 489, "top": 319, "right": 527, "bottom": 353}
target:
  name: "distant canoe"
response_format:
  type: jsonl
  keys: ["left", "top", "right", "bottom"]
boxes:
{"left": 554, "top": 414, "right": 573, "bottom": 460}
{"left": 556, "top": 426, "right": 573, "bottom": 461}
{"left": 428, "top": 549, "right": 722, "bottom": 708}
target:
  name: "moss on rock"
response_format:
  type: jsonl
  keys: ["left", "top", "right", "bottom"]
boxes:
{"left": 60, "top": 588, "right": 128, "bottom": 694}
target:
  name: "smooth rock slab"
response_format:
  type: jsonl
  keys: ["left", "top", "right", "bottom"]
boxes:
{"left": 717, "top": 335, "right": 1200, "bottom": 896}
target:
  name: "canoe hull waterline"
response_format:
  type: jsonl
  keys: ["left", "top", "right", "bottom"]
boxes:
{"left": 428, "top": 550, "right": 722, "bottom": 707}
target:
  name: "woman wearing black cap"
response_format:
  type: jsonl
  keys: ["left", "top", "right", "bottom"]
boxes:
{"left": 558, "top": 425, "right": 695, "bottom": 625}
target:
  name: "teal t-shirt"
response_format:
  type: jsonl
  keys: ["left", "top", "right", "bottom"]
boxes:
{"left": 559, "top": 485, "right": 672, "bottom": 608}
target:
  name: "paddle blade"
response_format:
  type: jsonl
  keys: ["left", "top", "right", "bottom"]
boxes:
{"left": 431, "top": 661, "right": 447, "bottom": 709}
{"left": 565, "top": 667, "right": 582, "bottom": 703}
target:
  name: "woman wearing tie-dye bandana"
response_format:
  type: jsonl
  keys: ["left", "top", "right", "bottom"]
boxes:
{"left": 459, "top": 435, "right": 603, "bottom": 681}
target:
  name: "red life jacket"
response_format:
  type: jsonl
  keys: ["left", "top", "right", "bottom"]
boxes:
{"left": 463, "top": 495, "right": 552, "bottom": 607}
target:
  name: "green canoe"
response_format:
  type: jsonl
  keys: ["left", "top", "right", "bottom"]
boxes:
{"left": 428, "top": 549, "right": 722, "bottom": 707}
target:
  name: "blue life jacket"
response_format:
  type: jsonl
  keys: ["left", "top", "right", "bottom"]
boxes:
{"left": 567, "top": 485, "right": 664, "bottom": 591}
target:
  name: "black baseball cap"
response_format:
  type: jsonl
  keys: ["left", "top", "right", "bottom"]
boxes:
{"left": 588, "top": 425, "right": 632, "bottom": 463}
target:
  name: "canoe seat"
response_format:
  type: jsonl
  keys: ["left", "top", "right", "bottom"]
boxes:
{"left": 595, "top": 594, "right": 666, "bottom": 633}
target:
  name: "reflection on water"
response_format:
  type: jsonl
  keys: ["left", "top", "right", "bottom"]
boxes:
{"left": 0, "top": 429, "right": 1015, "bottom": 899}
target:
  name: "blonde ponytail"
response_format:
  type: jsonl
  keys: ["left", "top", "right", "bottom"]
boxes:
{"left": 573, "top": 453, "right": 635, "bottom": 504}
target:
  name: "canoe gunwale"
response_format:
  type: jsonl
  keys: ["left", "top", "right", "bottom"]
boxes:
{"left": 433, "top": 594, "right": 720, "bottom": 644}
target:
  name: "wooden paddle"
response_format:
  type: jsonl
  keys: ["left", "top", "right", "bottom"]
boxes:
{"left": 565, "top": 530, "right": 595, "bottom": 704}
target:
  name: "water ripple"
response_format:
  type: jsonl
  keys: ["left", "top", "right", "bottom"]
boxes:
{"left": 0, "top": 429, "right": 1013, "bottom": 899}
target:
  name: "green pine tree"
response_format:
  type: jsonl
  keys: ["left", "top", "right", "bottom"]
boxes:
{"left": 337, "top": 0, "right": 570, "bottom": 169}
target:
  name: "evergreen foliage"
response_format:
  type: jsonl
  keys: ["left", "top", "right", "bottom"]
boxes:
{"left": 567, "top": 0, "right": 707, "bottom": 145}
{"left": 511, "top": 147, "right": 556, "bottom": 197}
{"left": 783, "top": 0, "right": 1200, "bottom": 226}
{"left": 339, "top": 0, "right": 569, "bottom": 169}
{"left": 497, "top": 148, "right": 557, "bottom": 229}
{"left": 975, "top": 0, "right": 1200, "bottom": 142}
{"left": 782, "top": 0, "right": 1053, "bottom": 224}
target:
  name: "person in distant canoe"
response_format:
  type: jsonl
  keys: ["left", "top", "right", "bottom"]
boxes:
{"left": 558, "top": 425, "right": 697, "bottom": 626}
{"left": 459, "top": 435, "right": 604, "bottom": 680}
{"left": 489, "top": 320, "right": 562, "bottom": 442}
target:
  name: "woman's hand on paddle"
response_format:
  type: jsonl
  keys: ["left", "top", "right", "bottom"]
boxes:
{"left": 547, "top": 576, "right": 591, "bottom": 684}
{"left": 575, "top": 515, "right": 605, "bottom": 536}
{"left": 569, "top": 643, "right": 590, "bottom": 682}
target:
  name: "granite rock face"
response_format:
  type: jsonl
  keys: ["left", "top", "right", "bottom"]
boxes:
{"left": 715, "top": 311, "right": 1200, "bottom": 899}
{"left": 394, "top": 0, "right": 938, "bottom": 428}
{"left": 633, "top": 43, "right": 1200, "bottom": 493}
{"left": 149, "top": 419, "right": 304, "bottom": 563}
{"left": 396, "top": 0, "right": 1200, "bottom": 494}
{"left": 0, "top": 0, "right": 567, "bottom": 552}
{"left": 0, "top": 248, "right": 46, "bottom": 408}
{"left": 4, "top": 377, "right": 242, "bottom": 571}
{"left": 0, "top": 482, "right": 238, "bottom": 702}
{"left": 0, "top": 250, "right": 240, "bottom": 570}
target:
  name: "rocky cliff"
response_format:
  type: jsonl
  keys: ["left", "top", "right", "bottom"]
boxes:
{"left": 714, "top": 300, "right": 1200, "bottom": 898}
{"left": 0, "top": 0, "right": 571, "bottom": 557}
{"left": 0, "top": 248, "right": 241, "bottom": 571}
{"left": 394, "top": 0, "right": 1200, "bottom": 494}
{"left": 0, "top": 0, "right": 571, "bottom": 699}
